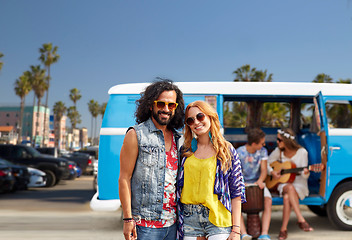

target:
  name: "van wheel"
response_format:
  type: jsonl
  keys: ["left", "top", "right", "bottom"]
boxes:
{"left": 43, "top": 170, "right": 56, "bottom": 187}
{"left": 327, "top": 182, "right": 352, "bottom": 230}
{"left": 307, "top": 205, "right": 327, "bottom": 217}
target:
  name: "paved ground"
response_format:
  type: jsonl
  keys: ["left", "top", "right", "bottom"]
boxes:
{"left": 1, "top": 206, "right": 352, "bottom": 240}
{"left": 0, "top": 176, "right": 351, "bottom": 239}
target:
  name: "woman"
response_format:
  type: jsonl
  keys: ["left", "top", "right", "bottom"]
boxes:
{"left": 177, "top": 101, "right": 246, "bottom": 240}
{"left": 268, "top": 128, "right": 314, "bottom": 240}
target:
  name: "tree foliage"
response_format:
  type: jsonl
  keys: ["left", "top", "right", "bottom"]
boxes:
{"left": 14, "top": 71, "right": 32, "bottom": 142}
{"left": 0, "top": 52, "right": 4, "bottom": 72}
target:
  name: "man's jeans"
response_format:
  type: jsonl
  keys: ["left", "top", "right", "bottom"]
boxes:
{"left": 136, "top": 223, "right": 177, "bottom": 240}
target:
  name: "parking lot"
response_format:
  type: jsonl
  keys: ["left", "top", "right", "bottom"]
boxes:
{"left": 1, "top": 176, "right": 352, "bottom": 240}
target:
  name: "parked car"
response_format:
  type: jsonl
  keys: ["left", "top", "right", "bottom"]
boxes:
{"left": 75, "top": 165, "right": 82, "bottom": 178}
{"left": 0, "top": 144, "right": 71, "bottom": 187}
{"left": 0, "top": 158, "right": 29, "bottom": 191}
{"left": 27, "top": 167, "right": 46, "bottom": 188}
{"left": 0, "top": 161, "right": 15, "bottom": 193}
{"left": 63, "top": 161, "right": 78, "bottom": 180}
{"left": 77, "top": 148, "right": 98, "bottom": 175}
{"left": 36, "top": 147, "right": 58, "bottom": 158}
{"left": 60, "top": 151, "right": 92, "bottom": 175}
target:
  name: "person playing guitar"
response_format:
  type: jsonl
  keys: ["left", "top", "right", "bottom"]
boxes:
{"left": 267, "top": 128, "right": 314, "bottom": 240}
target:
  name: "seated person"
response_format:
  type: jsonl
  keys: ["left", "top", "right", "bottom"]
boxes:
{"left": 236, "top": 128, "right": 272, "bottom": 240}
{"left": 268, "top": 128, "right": 313, "bottom": 240}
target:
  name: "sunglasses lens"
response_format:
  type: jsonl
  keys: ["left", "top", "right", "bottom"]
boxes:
{"left": 277, "top": 138, "right": 282, "bottom": 142}
{"left": 196, "top": 113, "right": 205, "bottom": 122}
{"left": 155, "top": 101, "right": 177, "bottom": 110}
{"left": 168, "top": 102, "right": 177, "bottom": 110}
{"left": 156, "top": 101, "right": 166, "bottom": 109}
{"left": 186, "top": 113, "right": 205, "bottom": 126}
{"left": 186, "top": 117, "right": 195, "bottom": 126}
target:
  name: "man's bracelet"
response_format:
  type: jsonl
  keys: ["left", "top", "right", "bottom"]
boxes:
{"left": 123, "top": 218, "right": 133, "bottom": 221}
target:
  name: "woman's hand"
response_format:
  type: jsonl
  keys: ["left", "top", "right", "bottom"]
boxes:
{"left": 227, "top": 231, "right": 240, "bottom": 240}
{"left": 271, "top": 170, "right": 281, "bottom": 179}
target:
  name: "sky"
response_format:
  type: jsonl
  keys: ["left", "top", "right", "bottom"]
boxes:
{"left": 1, "top": 0, "right": 352, "bottom": 137}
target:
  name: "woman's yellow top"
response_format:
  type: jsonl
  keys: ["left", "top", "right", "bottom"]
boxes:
{"left": 180, "top": 154, "right": 232, "bottom": 227}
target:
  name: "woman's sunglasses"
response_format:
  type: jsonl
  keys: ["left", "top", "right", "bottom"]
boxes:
{"left": 186, "top": 113, "right": 206, "bottom": 126}
{"left": 277, "top": 137, "right": 283, "bottom": 142}
{"left": 154, "top": 100, "right": 178, "bottom": 110}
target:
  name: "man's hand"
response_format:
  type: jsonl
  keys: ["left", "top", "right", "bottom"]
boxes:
{"left": 255, "top": 180, "right": 265, "bottom": 189}
{"left": 123, "top": 221, "right": 137, "bottom": 240}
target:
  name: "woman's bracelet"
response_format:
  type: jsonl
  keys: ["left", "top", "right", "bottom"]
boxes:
{"left": 123, "top": 218, "right": 133, "bottom": 221}
{"left": 231, "top": 230, "right": 241, "bottom": 235}
{"left": 232, "top": 224, "right": 240, "bottom": 228}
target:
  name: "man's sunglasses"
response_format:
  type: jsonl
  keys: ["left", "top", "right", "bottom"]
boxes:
{"left": 154, "top": 101, "right": 178, "bottom": 110}
{"left": 186, "top": 113, "right": 206, "bottom": 126}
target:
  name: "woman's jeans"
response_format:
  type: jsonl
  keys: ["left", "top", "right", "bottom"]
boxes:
{"left": 182, "top": 204, "right": 231, "bottom": 238}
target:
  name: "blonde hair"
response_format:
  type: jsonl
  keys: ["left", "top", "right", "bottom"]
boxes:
{"left": 183, "top": 101, "right": 232, "bottom": 172}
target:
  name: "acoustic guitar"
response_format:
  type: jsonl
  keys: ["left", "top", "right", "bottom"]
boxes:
{"left": 266, "top": 161, "right": 324, "bottom": 190}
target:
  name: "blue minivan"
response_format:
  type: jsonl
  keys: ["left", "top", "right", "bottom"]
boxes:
{"left": 91, "top": 81, "right": 352, "bottom": 230}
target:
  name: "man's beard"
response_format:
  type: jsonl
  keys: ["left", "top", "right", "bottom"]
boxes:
{"left": 152, "top": 110, "right": 173, "bottom": 126}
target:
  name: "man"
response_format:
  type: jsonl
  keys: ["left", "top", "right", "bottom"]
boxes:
{"left": 236, "top": 128, "right": 272, "bottom": 240}
{"left": 119, "top": 79, "right": 184, "bottom": 240}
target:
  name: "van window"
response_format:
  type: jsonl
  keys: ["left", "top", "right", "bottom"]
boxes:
{"left": 300, "top": 103, "right": 316, "bottom": 130}
{"left": 223, "top": 101, "right": 291, "bottom": 128}
{"left": 261, "top": 102, "right": 290, "bottom": 128}
{"left": 223, "top": 101, "right": 247, "bottom": 128}
{"left": 325, "top": 100, "right": 352, "bottom": 128}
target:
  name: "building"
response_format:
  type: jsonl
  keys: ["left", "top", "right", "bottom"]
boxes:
{"left": 0, "top": 105, "right": 50, "bottom": 146}
{"left": 51, "top": 115, "right": 67, "bottom": 150}
{"left": 0, "top": 126, "right": 18, "bottom": 144}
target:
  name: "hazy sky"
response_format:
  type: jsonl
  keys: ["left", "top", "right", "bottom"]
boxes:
{"left": 1, "top": 0, "right": 352, "bottom": 135}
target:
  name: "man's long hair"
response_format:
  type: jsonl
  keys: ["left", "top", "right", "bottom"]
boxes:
{"left": 135, "top": 78, "right": 185, "bottom": 130}
{"left": 182, "top": 100, "right": 232, "bottom": 172}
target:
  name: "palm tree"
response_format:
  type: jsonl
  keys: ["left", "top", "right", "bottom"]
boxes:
{"left": 313, "top": 73, "right": 333, "bottom": 83}
{"left": 14, "top": 71, "right": 32, "bottom": 142}
{"left": 69, "top": 88, "right": 82, "bottom": 109}
{"left": 88, "top": 100, "right": 100, "bottom": 145}
{"left": 53, "top": 101, "right": 67, "bottom": 148}
{"left": 100, "top": 102, "right": 107, "bottom": 118}
{"left": 337, "top": 79, "right": 352, "bottom": 84}
{"left": 67, "top": 106, "right": 81, "bottom": 130}
{"left": 253, "top": 70, "right": 273, "bottom": 82}
{"left": 0, "top": 52, "right": 4, "bottom": 72}
{"left": 29, "top": 65, "right": 48, "bottom": 146}
{"left": 223, "top": 102, "right": 247, "bottom": 128}
{"left": 233, "top": 64, "right": 257, "bottom": 82}
{"left": 39, "top": 43, "right": 60, "bottom": 145}
{"left": 232, "top": 65, "right": 274, "bottom": 128}
{"left": 53, "top": 101, "right": 67, "bottom": 122}
{"left": 261, "top": 102, "right": 290, "bottom": 127}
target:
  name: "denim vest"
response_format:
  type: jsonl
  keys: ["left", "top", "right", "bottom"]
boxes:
{"left": 131, "top": 118, "right": 181, "bottom": 220}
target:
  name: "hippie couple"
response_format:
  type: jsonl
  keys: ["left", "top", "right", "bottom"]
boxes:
{"left": 119, "top": 79, "right": 245, "bottom": 240}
